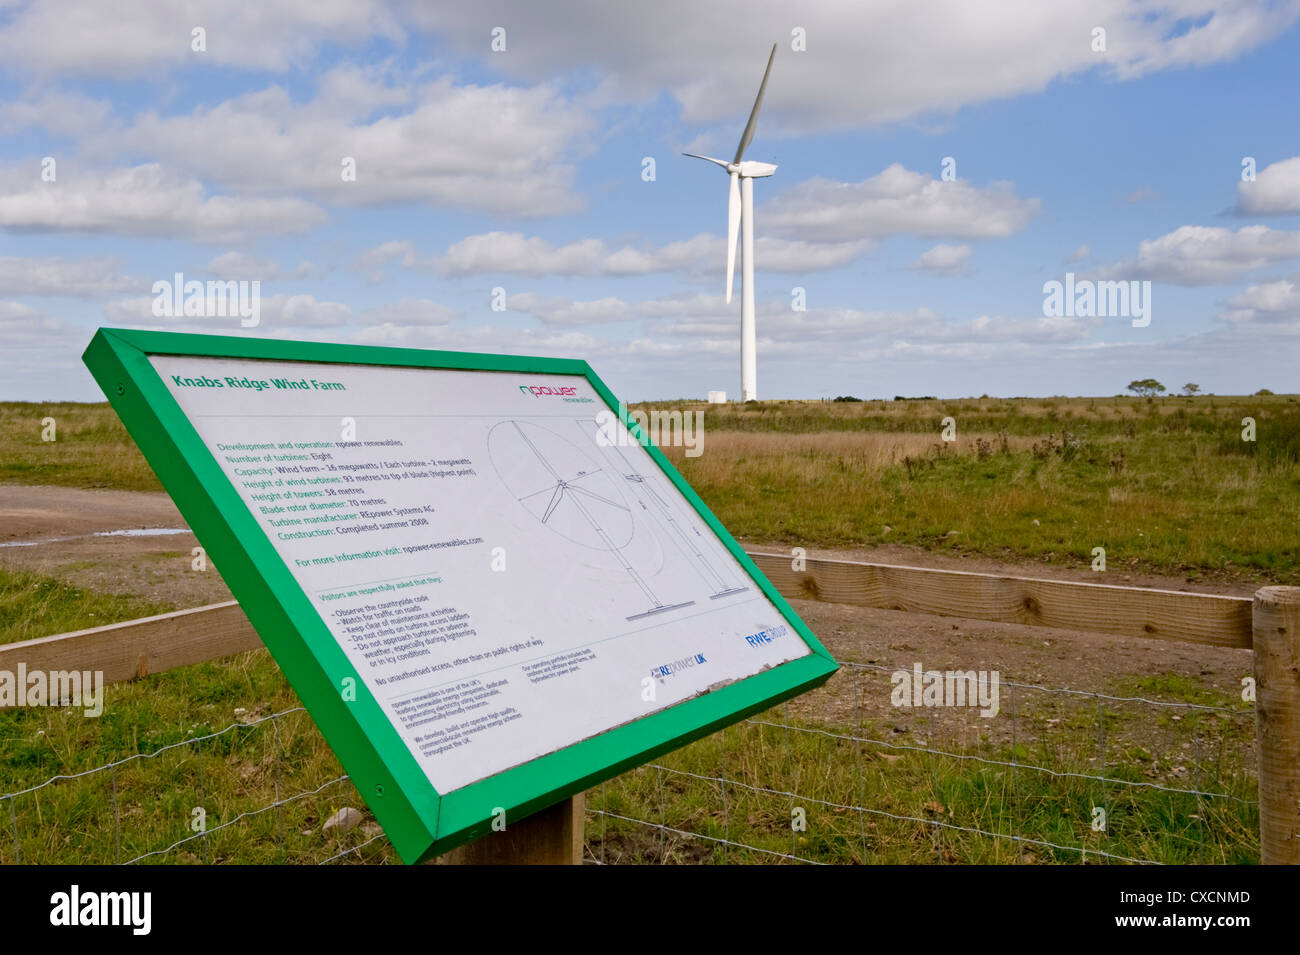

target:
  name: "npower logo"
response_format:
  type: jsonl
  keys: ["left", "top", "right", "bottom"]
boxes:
{"left": 519, "top": 383, "right": 578, "bottom": 397}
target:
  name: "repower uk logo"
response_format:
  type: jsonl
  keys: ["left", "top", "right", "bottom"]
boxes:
{"left": 650, "top": 652, "right": 707, "bottom": 683}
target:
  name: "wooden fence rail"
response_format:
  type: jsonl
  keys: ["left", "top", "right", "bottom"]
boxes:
{"left": 747, "top": 553, "right": 1254, "bottom": 649}
{"left": 2, "top": 552, "right": 1296, "bottom": 862}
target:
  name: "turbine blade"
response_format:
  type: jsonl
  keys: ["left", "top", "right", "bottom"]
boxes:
{"left": 726, "top": 171, "right": 740, "bottom": 304}
{"left": 682, "top": 152, "right": 731, "bottom": 170}
{"left": 568, "top": 484, "right": 630, "bottom": 512}
{"left": 513, "top": 421, "right": 558, "bottom": 480}
{"left": 541, "top": 484, "right": 564, "bottom": 523}
{"left": 733, "top": 43, "right": 777, "bottom": 164}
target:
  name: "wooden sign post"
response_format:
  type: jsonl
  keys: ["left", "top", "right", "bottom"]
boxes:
{"left": 434, "top": 794, "right": 584, "bottom": 865}
{"left": 1253, "top": 586, "right": 1300, "bottom": 865}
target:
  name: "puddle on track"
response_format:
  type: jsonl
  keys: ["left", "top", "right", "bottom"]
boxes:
{"left": 0, "top": 528, "right": 192, "bottom": 548}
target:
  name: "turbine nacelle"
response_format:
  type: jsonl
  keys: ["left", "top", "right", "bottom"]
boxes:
{"left": 736, "top": 160, "right": 777, "bottom": 178}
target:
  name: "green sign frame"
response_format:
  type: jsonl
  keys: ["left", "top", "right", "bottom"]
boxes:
{"left": 83, "top": 327, "right": 838, "bottom": 863}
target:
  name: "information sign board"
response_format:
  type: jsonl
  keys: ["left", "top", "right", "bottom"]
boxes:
{"left": 83, "top": 328, "right": 837, "bottom": 862}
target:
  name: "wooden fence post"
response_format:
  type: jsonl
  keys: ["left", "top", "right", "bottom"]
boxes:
{"left": 1253, "top": 586, "right": 1300, "bottom": 864}
{"left": 434, "top": 794, "right": 584, "bottom": 865}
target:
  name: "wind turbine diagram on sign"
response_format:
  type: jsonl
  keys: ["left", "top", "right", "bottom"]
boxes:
{"left": 684, "top": 43, "right": 778, "bottom": 404}
{"left": 487, "top": 419, "right": 695, "bottom": 622}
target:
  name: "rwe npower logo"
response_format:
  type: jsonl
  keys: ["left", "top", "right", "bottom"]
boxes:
{"left": 519, "top": 383, "right": 578, "bottom": 398}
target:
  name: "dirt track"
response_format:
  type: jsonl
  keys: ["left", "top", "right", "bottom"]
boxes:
{"left": 0, "top": 484, "right": 231, "bottom": 607}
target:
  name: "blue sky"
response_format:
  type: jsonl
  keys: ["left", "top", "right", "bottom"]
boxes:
{"left": 1, "top": 0, "right": 1298, "bottom": 402}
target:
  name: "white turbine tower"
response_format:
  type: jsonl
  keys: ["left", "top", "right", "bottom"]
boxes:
{"left": 685, "top": 43, "right": 778, "bottom": 404}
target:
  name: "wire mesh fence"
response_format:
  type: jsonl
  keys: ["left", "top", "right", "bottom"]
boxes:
{"left": 1, "top": 706, "right": 390, "bottom": 865}
{"left": 585, "top": 659, "right": 1257, "bottom": 864}
{"left": 0, "top": 649, "right": 1259, "bottom": 865}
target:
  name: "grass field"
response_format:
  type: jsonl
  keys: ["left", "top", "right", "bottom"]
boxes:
{"left": 0, "top": 637, "right": 1259, "bottom": 865}
{"left": 656, "top": 393, "right": 1300, "bottom": 584}
{"left": 0, "top": 393, "right": 1289, "bottom": 863}
{"left": 4, "top": 393, "right": 1297, "bottom": 581}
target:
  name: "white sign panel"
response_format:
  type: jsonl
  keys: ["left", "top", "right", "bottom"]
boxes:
{"left": 152, "top": 356, "right": 809, "bottom": 792}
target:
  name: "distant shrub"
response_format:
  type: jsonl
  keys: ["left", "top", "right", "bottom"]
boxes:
{"left": 1031, "top": 431, "right": 1095, "bottom": 463}
{"left": 1128, "top": 378, "right": 1166, "bottom": 397}
{"left": 832, "top": 395, "right": 863, "bottom": 402}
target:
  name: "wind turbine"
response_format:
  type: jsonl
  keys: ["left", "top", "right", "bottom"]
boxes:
{"left": 684, "top": 43, "right": 778, "bottom": 404}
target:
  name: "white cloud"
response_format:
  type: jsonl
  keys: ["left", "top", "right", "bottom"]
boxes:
{"left": 272, "top": 294, "right": 354, "bottom": 328}
{"left": 206, "top": 252, "right": 316, "bottom": 281}
{"left": 104, "top": 292, "right": 354, "bottom": 329}
{"left": 958, "top": 314, "right": 1100, "bottom": 343}
{"left": 763, "top": 165, "right": 1038, "bottom": 242}
{"left": 360, "top": 298, "right": 459, "bottom": 326}
{"left": 508, "top": 293, "right": 641, "bottom": 326}
{"left": 508, "top": 288, "right": 1099, "bottom": 350}
{"left": 508, "top": 291, "right": 735, "bottom": 326}
{"left": 0, "top": 256, "right": 137, "bottom": 297}
{"left": 409, "top": 1, "right": 1297, "bottom": 133}
{"left": 755, "top": 237, "right": 872, "bottom": 272}
{"left": 0, "top": 0, "right": 403, "bottom": 77}
{"left": 909, "top": 243, "right": 972, "bottom": 276}
{"left": 1237, "top": 156, "right": 1300, "bottom": 216}
{"left": 1100, "top": 225, "right": 1300, "bottom": 285}
{"left": 4, "top": 2, "right": 1283, "bottom": 134}
{"left": 103, "top": 291, "right": 460, "bottom": 332}
{"left": 437, "top": 233, "right": 619, "bottom": 277}
{"left": 1125, "top": 186, "right": 1159, "bottom": 203}
{"left": 0, "top": 164, "right": 325, "bottom": 242}
{"left": 0, "top": 301, "right": 42, "bottom": 323}
{"left": 351, "top": 320, "right": 608, "bottom": 359}
{"left": 764, "top": 308, "right": 1097, "bottom": 346}
{"left": 355, "top": 241, "right": 420, "bottom": 271}
{"left": 0, "top": 88, "right": 116, "bottom": 138}
{"left": 1065, "top": 244, "right": 1091, "bottom": 264}
{"left": 98, "top": 73, "right": 593, "bottom": 216}
{"left": 1219, "top": 279, "right": 1300, "bottom": 324}
{"left": 433, "top": 231, "right": 868, "bottom": 278}
{"left": 0, "top": 302, "right": 93, "bottom": 399}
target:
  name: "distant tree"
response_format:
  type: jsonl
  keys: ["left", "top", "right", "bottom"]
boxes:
{"left": 1255, "top": 388, "right": 1275, "bottom": 396}
{"left": 1127, "top": 378, "right": 1165, "bottom": 397}
{"left": 1182, "top": 383, "right": 1200, "bottom": 396}
{"left": 832, "top": 395, "right": 862, "bottom": 402}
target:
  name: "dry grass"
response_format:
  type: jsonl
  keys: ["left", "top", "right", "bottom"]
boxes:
{"left": 678, "top": 430, "right": 1040, "bottom": 473}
